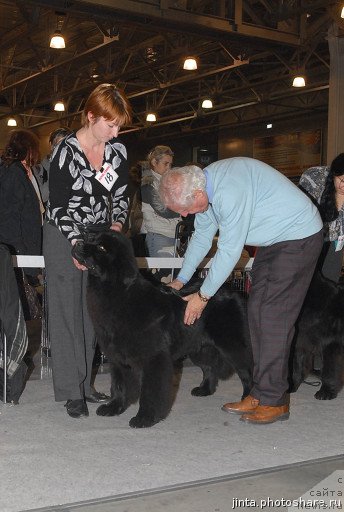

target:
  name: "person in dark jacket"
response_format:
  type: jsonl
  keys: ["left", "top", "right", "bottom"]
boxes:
{"left": 33, "top": 126, "right": 72, "bottom": 205}
{"left": 0, "top": 129, "right": 42, "bottom": 276}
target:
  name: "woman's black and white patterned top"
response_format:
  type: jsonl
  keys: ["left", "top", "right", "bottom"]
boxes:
{"left": 46, "top": 133, "right": 129, "bottom": 243}
{"left": 299, "top": 165, "right": 344, "bottom": 241}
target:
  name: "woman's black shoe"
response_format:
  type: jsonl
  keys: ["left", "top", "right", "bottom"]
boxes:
{"left": 64, "top": 399, "right": 89, "bottom": 418}
{"left": 85, "top": 390, "right": 110, "bottom": 403}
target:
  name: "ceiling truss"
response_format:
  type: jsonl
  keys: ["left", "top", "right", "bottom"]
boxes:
{"left": 0, "top": 0, "right": 343, "bottom": 140}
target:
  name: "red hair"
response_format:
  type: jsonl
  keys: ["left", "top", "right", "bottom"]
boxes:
{"left": 82, "top": 83, "right": 132, "bottom": 127}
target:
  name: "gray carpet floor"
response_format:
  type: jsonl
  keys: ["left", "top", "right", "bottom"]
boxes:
{"left": 0, "top": 366, "right": 343, "bottom": 512}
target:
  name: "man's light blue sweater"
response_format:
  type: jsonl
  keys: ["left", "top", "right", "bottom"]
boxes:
{"left": 178, "top": 157, "right": 323, "bottom": 297}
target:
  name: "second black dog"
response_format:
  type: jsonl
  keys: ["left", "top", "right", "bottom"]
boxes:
{"left": 290, "top": 271, "right": 344, "bottom": 399}
{"left": 72, "top": 231, "right": 253, "bottom": 428}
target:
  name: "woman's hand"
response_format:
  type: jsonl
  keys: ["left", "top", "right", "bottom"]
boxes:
{"left": 71, "top": 239, "right": 87, "bottom": 270}
{"left": 72, "top": 257, "right": 87, "bottom": 271}
{"left": 111, "top": 222, "right": 122, "bottom": 232}
{"left": 183, "top": 293, "right": 208, "bottom": 325}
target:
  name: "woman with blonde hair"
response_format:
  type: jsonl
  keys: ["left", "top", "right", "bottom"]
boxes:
{"left": 44, "top": 83, "right": 132, "bottom": 418}
{"left": 141, "top": 145, "right": 180, "bottom": 280}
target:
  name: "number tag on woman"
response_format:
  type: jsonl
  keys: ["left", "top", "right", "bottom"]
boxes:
{"left": 95, "top": 163, "right": 119, "bottom": 191}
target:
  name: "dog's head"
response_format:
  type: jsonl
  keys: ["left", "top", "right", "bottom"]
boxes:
{"left": 71, "top": 230, "right": 138, "bottom": 284}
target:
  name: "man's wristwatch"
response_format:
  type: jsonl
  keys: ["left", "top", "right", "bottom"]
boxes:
{"left": 198, "top": 290, "right": 210, "bottom": 302}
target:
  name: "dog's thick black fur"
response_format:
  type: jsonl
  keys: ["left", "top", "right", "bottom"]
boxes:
{"left": 72, "top": 231, "right": 253, "bottom": 428}
{"left": 290, "top": 272, "right": 344, "bottom": 399}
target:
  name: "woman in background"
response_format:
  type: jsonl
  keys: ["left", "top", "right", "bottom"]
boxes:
{"left": 126, "top": 160, "right": 149, "bottom": 256}
{"left": 33, "top": 126, "right": 72, "bottom": 205}
{"left": 299, "top": 153, "right": 344, "bottom": 282}
{"left": 141, "top": 145, "right": 180, "bottom": 281}
{"left": 44, "top": 83, "right": 132, "bottom": 418}
{"left": 0, "top": 129, "right": 42, "bottom": 271}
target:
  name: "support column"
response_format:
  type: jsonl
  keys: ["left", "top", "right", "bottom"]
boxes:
{"left": 327, "top": 22, "right": 344, "bottom": 164}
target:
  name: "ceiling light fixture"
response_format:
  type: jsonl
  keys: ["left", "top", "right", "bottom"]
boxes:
{"left": 292, "top": 49, "right": 306, "bottom": 88}
{"left": 292, "top": 75, "right": 306, "bottom": 87}
{"left": 341, "top": 6, "right": 344, "bottom": 18}
{"left": 50, "top": 30, "right": 65, "bottom": 49}
{"left": 7, "top": 117, "right": 17, "bottom": 127}
{"left": 183, "top": 57, "right": 197, "bottom": 70}
{"left": 201, "top": 99, "right": 213, "bottom": 109}
{"left": 54, "top": 100, "right": 65, "bottom": 112}
{"left": 266, "top": 123, "right": 272, "bottom": 129}
{"left": 146, "top": 112, "right": 157, "bottom": 122}
{"left": 50, "top": 12, "right": 66, "bottom": 49}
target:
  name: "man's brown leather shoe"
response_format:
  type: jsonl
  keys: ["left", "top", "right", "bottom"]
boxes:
{"left": 240, "top": 404, "right": 289, "bottom": 424}
{"left": 221, "top": 395, "right": 259, "bottom": 415}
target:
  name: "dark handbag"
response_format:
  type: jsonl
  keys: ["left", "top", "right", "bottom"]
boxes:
{"left": 22, "top": 271, "right": 42, "bottom": 320}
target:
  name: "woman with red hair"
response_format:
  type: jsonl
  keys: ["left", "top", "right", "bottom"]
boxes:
{"left": 44, "top": 84, "right": 132, "bottom": 418}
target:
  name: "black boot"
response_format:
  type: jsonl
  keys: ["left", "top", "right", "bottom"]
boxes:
{"left": 64, "top": 399, "right": 89, "bottom": 418}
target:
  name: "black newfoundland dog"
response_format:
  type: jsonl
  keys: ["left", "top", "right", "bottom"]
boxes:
{"left": 72, "top": 231, "right": 253, "bottom": 428}
{"left": 290, "top": 271, "right": 344, "bottom": 400}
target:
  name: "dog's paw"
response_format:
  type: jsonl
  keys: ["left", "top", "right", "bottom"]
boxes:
{"left": 314, "top": 387, "right": 338, "bottom": 400}
{"left": 96, "top": 399, "right": 126, "bottom": 416}
{"left": 129, "top": 414, "right": 159, "bottom": 428}
{"left": 191, "top": 385, "right": 213, "bottom": 396}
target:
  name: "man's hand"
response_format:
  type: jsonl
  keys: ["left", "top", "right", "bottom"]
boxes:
{"left": 183, "top": 293, "right": 208, "bottom": 325}
{"left": 168, "top": 279, "right": 184, "bottom": 290}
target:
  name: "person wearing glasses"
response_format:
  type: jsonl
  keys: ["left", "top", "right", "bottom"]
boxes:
{"left": 299, "top": 153, "right": 344, "bottom": 283}
{"left": 158, "top": 158, "right": 323, "bottom": 425}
